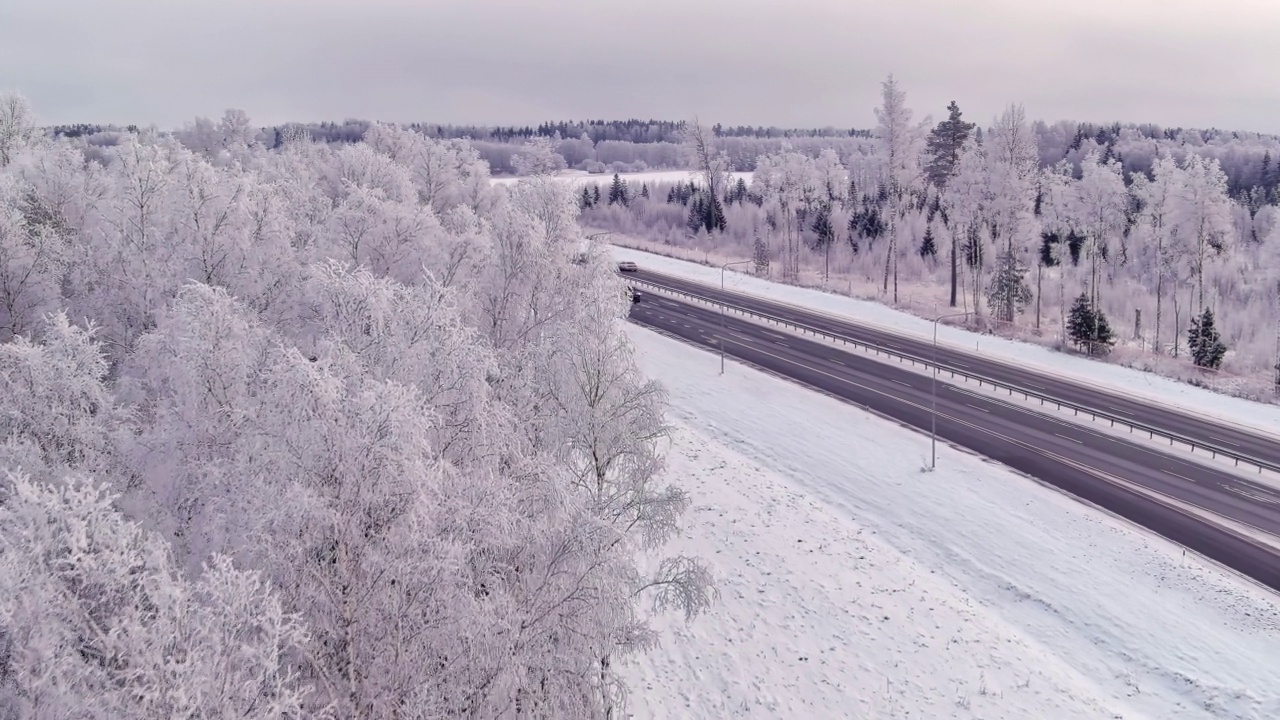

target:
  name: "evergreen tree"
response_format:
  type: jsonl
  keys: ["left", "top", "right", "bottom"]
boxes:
{"left": 919, "top": 223, "right": 938, "bottom": 258}
{"left": 1188, "top": 307, "right": 1227, "bottom": 369}
{"left": 924, "top": 101, "right": 975, "bottom": 189}
{"left": 986, "top": 249, "right": 1033, "bottom": 323}
{"left": 1067, "top": 293, "right": 1115, "bottom": 356}
{"left": 686, "top": 195, "right": 706, "bottom": 234}
{"left": 608, "top": 173, "right": 629, "bottom": 206}
{"left": 592, "top": 185, "right": 601, "bottom": 205}
{"left": 581, "top": 186, "right": 594, "bottom": 208}
{"left": 639, "top": 183, "right": 650, "bottom": 200}
{"left": 734, "top": 177, "right": 749, "bottom": 204}
{"left": 752, "top": 228, "right": 770, "bottom": 276}
{"left": 1039, "top": 232, "right": 1060, "bottom": 267}
{"left": 810, "top": 205, "right": 835, "bottom": 248}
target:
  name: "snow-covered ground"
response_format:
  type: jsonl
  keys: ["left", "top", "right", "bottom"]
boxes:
{"left": 610, "top": 244, "right": 1280, "bottom": 437}
{"left": 490, "top": 169, "right": 753, "bottom": 187}
{"left": 622, "top": 324, "right": 1280, "bottom": 720}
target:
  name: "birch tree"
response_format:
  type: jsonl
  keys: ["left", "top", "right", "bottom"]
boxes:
{"left": 1131, "top": 153, "right": 1184, "bottom": 353}
{"left": 1173, "top": 152, "right": 1233, "bottom": 312}
{"left": 873, "top": 75, "right": 927, "bottom": 303}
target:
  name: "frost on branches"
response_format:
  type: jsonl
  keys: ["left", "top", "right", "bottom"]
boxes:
{"left": 0, "top": 95, "right": 711, "bottom": 719}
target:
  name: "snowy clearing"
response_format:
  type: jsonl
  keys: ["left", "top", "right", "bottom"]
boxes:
{"left": 610, "top": 243, "right": 1280, "bottom": 438}
{"left": 623, "top": 323, "right": 1280, "bottom": 720}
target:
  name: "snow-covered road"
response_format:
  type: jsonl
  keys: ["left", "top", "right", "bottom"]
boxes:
{"left": 624, "top": 323, "right": 1280, "bottom": 719}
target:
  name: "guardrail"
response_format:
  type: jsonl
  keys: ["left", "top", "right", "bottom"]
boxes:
{"left": 625, "top": 274, "right": 1280, "bottom": 476}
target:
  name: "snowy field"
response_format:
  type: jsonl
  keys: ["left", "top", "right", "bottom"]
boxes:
{"left": 622, "top": 324, "right": 1280, "bottom": 719}
{"left": 490, "top": 169, "right": 753, "bottom": 187}
{"left": 610, "top": 244, "right": 1280, "bottom": 437}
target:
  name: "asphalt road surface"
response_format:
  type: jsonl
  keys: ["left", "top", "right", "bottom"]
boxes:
{"left": 625, "top": 267, "right": 1280, "bottom": 470}
{"left": 628, "top": 291, "right": 1280, "bottom": 592}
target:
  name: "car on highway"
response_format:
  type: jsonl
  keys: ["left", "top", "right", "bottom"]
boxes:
{"left": 628, "top": 287, "right": 641, "bottom": 303}
{"left": 617, "top": 261, "right": 638, "bottom": 272}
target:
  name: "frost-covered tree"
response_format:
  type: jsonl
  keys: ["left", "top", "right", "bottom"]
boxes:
{"left": 984, "top": 105, "right": 1041, "bottom": 323}
{"left": 873, "top": 75, "right": 928, "bottom": 303}
{"left": 1070, "top": 150, "right": 1128, "bottom": 311}
{"left": 511, "top": 135, "right": 568, "bottom": 177}
{"left": 752, "top": 151, "right": 819, "bottom": 281}
{"left": 0, "top": 469, "right": 312, "bottom": 720}
{"left": 1173, "top": 153, "right": 1233, "bottom": 312}
{"left": 0, "top": 92, "right": 38, "bottom": 167}
{"left": 1131, "top": 153, "right": 1184, "bottom": 353}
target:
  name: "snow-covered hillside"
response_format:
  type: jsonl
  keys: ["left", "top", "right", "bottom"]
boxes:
{"left": 623, "top": 324, "right": 1280, "bottom": 719}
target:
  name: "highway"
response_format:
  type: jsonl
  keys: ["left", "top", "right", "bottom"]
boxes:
{"left": 627, "top": 290, "right": 1280, "bottom": 592}
{"left": 627, "top": 268, "right": 1280, "bottom": 470}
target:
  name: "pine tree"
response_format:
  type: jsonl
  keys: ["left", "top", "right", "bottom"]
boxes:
{"left": 1188, "top": 307, "right": 1227, "bottom": 369}
{"left": 581, "top": 186, "right": 594, "bottom": 208}
{"left": 640, "top": 183, "right": 650, "bottom": 200}
{"left": 919, "top": 223, "right": 938, "bottom": 258}
{"left": 1067, "top": 293, "right": 1115, "bottom": 356}
{"left": 924, "top": 101, "right": 975, "bottom": 189}
{"left": 608, "top": 173, "right": 629, "bottom": 206}
{"left": 592, "top": 185, "right": 602, "bottom": 205}
{"left": 986, "top": 249, "right": 1033, "bottom": 323}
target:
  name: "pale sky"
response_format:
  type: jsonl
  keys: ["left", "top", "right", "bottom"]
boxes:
{"left": 2, "top": 0, "right": 1278, "bottom": 133}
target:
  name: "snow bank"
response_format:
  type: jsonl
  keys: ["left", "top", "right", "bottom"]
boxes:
{"left": 624, "top": 324, "right": 1280, "bottom": 719}
{"left": 611, "top": 244, "right": 1280, "bottom": 437}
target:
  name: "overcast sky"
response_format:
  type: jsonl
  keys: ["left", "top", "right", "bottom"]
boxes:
{"left": 2, "top": 0, "right": 1278, "bottom": 133}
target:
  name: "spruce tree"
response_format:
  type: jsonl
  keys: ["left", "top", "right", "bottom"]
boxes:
{"left": 687, "top": 195, "right": 706, "bottom": 234}
{"left": 608, "top": 173, "right": 629, "bottom": 206}
{"left": 919, "top": 223, "right": 938, "bottom": 258}
{"left": 1067, "top": 293, "right": 1115, "bottom": 356}
{"left": 592, "top": 185, "right": 601, "bottom": 205}
{"left": 1189, "top": 307, "right": 1227, "bottom": 369}
{"left": 581, "top": 186, "right": 594, "bottom": 208}
{"left": 640, "top": 183, "right": 650, "bottom": 200}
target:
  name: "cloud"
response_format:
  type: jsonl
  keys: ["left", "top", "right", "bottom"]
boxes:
{"left": 1, "top": 0, "right": 1277, "bottom": 133}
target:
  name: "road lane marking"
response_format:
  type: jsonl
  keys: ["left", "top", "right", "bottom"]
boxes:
{"left": 1227, "top": 486, "right": 1280, "bottom": 505}
{"left": 1166, "top": 470, "right": 1197, "bottom": 483}
{"left": 1208, "top": 435, "right": 1240, "bottom": 448}
{"left": 1054, "top": 433, "right": 1084, "bottom": 445}
{"left": 831, "top": 359, "right": 846, "bottom": 366}
{"left": 965, "top": 403, "right": 990, "bottom": 413}
{"left": 892, "top": 379, "right": 912, "bottom": 388}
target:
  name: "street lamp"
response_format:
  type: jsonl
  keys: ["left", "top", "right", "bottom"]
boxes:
{"left": 720, "top": 259, "right": 752, "bottom": 374}
{"left": 930, "top": 311, "right": 970, "bottom": 470}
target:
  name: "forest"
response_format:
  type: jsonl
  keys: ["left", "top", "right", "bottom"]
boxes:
{"left": 0, "top": 92, "right": 713, "bottom": 718}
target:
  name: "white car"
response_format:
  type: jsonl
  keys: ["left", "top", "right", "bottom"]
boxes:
{"left": 617, "top": 261, "right": 638, "bottom": 272}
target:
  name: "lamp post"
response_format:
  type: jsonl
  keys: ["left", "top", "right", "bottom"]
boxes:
{"left": 720, "top": 259, "right": 752, "bottom": 374}
{"left": 930, "top": 311, "right": 970, "bottom": 469}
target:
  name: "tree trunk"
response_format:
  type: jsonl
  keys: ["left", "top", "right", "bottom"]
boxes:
{"left": 949, "top": 227, "right": 958, "bottom": 307}
{"left": 1035, "top": 263, "right": 1042, "bottom": 331}
{"left": 1154, "top": 273, "right": 1163, "bottom": 355}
